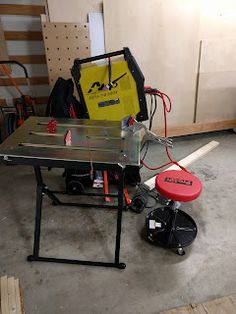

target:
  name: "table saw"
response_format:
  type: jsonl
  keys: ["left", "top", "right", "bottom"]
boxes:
{"left": 0, "top": 116, "right": 141, "bottom": 269}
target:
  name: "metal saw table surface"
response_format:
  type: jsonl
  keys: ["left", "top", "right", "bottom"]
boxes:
{"left": 0, "top": 117, "right": 141, "bottom": 169}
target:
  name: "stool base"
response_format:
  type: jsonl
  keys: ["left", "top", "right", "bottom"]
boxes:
{"left": 146, "top": 206, "right": 197, "bottom": 254}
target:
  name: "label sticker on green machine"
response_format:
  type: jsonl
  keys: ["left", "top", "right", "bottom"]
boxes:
{"left": 80, "top": 61, "right": 140, "bottom": 121}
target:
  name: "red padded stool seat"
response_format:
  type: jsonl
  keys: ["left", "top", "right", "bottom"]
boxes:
{"left": 155, "top": 170, "right": 202, "bottom": 202}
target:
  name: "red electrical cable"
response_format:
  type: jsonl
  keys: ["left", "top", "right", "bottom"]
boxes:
{"left": 141, "top": 88, "right": 188, "bottom": 172}
{"left": 141, "top": 160, "right": 172, "bottom": 170}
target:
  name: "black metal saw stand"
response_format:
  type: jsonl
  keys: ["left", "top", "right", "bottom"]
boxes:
{"left": 27, "top": 166, "right": 126, "bottom": 269}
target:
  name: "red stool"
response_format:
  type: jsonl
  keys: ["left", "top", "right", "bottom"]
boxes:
{"left": 146, "top": 170, "right": 202, "bottom": 255}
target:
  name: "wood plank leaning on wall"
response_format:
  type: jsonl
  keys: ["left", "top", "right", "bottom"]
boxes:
{"left": 46, "top": 0, "right": 102, "bottom": 23}
{"left": 0, "top": 4, "right": 45, "bottom": 16}
{"left": 0, "top": 19, "right": 11, "bottom": 75}
{"left": 9, "top": 55, "right": 46, "bottom": 64}
{"left": 196, "top": 38, "right": 236, "bottom": 123}
{"left": 0, "top": 3, "right": 49, "bottom": 108}
{"left": 4, "top": 31, "right": 43, "bottom": 41}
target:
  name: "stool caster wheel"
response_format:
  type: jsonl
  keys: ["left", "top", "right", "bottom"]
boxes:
{"left": 176, "top": 247, "right": 185, "bottom": 256}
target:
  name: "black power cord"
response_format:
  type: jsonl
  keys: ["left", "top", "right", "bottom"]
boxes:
{"left": 129, "top": 184, "right": 159, "bottom": 213}
{"left": 140, "top": 91, "right": 161, "bottom": 165}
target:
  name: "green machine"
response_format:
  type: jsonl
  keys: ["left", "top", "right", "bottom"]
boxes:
{"left": 71, "top": 47, "right": 148, "bottom": 122}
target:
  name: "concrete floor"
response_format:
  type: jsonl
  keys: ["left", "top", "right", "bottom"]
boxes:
{"left": 0, "top": 130, "right": 236, "bottom": 314}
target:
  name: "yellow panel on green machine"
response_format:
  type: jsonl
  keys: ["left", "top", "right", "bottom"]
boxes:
{"left": 71, "top": 47, "right": 148, "bottom": 122}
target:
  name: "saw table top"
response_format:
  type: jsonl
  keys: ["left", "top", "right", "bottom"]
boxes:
{"left": 0, "top": 117, "right": 141, "bottom": 168}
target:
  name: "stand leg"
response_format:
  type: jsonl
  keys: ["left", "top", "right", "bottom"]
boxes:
{"left": 168, "top": 202, "right": 178, "bottom": 247}
{"left": 115, "top": 169, "right": 126, "bottom": 269}
{"left": 44, "top": 187, "right": 61, "bottom": 205}
{"left": 27, "top": 166, "right": 44, "bottom": 260}
{"left": 28, "top": 166, "right": 126, "bottom": 269}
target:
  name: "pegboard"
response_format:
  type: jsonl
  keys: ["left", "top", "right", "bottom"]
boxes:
{"left": 42, "top": 22, "right": 91, "bottom": 88}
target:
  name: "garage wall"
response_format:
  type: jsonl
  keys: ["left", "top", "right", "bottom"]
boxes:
{"left": 46, "top": 0, "right": 102, "bottom": 24}
{"left": 199, "top": 0, "right": 236, "bottom": 40}
{"left": 103, "top": 0, "right": 236, "bottom": 131}
{"left": 196, "top": 1, "right": 236, "bottom": 123}
{"left": 2, "top": 0, "right": 235, "bottom": 133}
